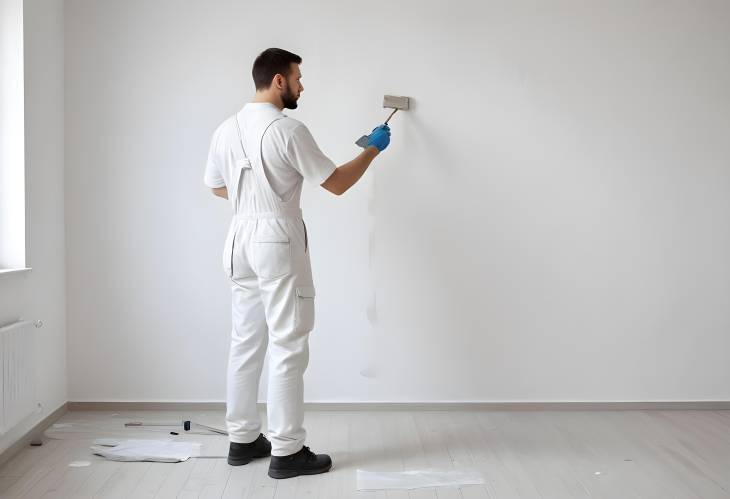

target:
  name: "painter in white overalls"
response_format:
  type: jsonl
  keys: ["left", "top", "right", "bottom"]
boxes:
{"left": 204, "top": 50, "right": 389, "bottom": 472}
{"left": 204, "top": 102, "right": 336, "bottom": 456}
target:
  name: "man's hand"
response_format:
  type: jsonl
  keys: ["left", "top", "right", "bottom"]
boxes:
{"left": 211, "top": 186, "right": 228, "bottom": 199}
{"left": 366, "top": 124, "right": 391, "bottom": 152}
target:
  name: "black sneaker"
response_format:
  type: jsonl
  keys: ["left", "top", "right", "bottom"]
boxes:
{"left": 227, "top": 434, "right": 272, "bottom": 466}
{"left": 268, "top": 445, "right": 332, "bottom": 479}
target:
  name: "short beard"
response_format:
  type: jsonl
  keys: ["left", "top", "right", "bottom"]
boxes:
{"left": 281, "top": 82, "right": 299, "bottom": 109}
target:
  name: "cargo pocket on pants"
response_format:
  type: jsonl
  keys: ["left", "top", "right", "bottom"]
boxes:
{"left": 295, "top": 286, "right": 316, "bottom": 331}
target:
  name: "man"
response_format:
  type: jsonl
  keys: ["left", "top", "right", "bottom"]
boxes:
{"left": 204, "top": 48, "right": 391, "bottom": 479}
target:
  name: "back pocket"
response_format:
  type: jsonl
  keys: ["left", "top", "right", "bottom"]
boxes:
{"left": 252, "top": 220, "right": 291, "bottom": 279}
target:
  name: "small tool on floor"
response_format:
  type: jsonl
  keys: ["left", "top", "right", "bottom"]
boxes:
{"left": 124, "top": 420, "right": 228, "bottom": 436}
{"left": 356, "top": 95, "right": 411, "bottom": 148}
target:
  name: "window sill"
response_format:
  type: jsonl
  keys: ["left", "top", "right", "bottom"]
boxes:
{"left": 0, "top": 267, "right": 32, "bottom": 277}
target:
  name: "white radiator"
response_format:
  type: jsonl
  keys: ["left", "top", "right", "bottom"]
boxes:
{"left": 0, "top": 320, "right": 37, "bottom": 435}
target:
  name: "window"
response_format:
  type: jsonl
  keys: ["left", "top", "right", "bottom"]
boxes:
{"left": 0, "top": 0, "right": 26, "bottom": 272}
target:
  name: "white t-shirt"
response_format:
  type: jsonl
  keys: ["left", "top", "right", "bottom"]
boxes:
{"left": 204, "top": 102, "right": 336, "bottom": 202}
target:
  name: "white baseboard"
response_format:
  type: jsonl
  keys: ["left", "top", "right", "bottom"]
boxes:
{"left": 67, "top": 400, "right": 730, "bottom": 412}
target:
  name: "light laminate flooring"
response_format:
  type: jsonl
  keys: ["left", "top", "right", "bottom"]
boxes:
{"left": 1, "top": 409, "right": 729, "bottom": 498}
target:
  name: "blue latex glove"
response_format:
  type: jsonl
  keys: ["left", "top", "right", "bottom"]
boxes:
{"left": 366, "top": 124, "right": 391, "bottom": 152}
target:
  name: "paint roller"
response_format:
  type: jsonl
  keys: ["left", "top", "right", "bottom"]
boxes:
{"left": 356, "top": 95, "right": 410, "bottom": 148}
{"left": 125, "top": 420, "right": 228, "bottom": 435}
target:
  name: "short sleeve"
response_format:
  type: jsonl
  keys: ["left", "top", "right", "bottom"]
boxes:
{"left": 285, "top": 124, "right": 337, "bottom": 185}
{"left": 203, "top": 128, "right": 226, "bottom": 188}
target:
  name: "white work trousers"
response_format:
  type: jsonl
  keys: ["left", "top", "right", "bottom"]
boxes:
{"left": 224, "top": 214, "right": 315, "bottom": 457}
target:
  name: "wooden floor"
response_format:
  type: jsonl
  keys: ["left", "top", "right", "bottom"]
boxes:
{"left": 0, "top": 409, "right": 729, "bottom": 498}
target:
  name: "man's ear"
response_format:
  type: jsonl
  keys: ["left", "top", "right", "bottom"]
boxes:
{"left": 273, "top": 74, "right": 284, "bottom": 90}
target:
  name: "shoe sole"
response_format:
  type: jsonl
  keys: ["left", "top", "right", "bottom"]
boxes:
{"left": 267, "top": 463, "right": 332, "bottom": 479}
{"left": 227, "top": 453, "right": 271, "bottom": 466}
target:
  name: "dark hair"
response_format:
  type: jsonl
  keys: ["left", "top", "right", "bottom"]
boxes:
{"left": 252, "top": 48, "right": 302, "bottom": 90}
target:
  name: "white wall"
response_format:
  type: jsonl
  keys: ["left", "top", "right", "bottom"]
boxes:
{"left": 0, "top": 0, "right": 66, "bottom": 454}
{"left": 65, "top": 0, "right": 730, "bottom": 403}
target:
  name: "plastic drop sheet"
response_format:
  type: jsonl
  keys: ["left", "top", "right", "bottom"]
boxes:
{"left": 43, "top": 413, "right": 230, "bottom": 458}
{"left": 356, "top": 469, "right": 486, "bottom": 490}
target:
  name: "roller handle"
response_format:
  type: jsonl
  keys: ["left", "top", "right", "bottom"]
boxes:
{"left": 384, "top": 108, "right": 399, "bottom": 125}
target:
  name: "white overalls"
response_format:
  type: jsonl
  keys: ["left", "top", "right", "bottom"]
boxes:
{"left": 222, "top": 106, "right": 315, "bottom": 457}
